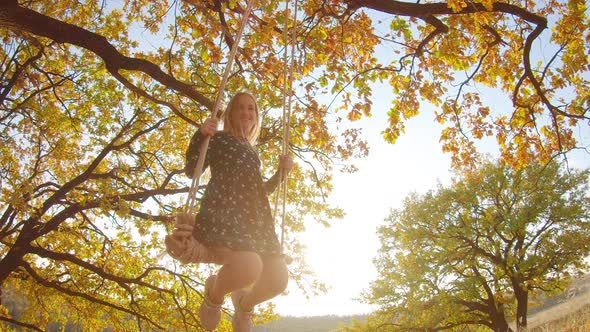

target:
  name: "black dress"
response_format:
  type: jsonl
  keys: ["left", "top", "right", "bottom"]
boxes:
{"left": 185, "top": 130, "right": 282, "bottom": 257}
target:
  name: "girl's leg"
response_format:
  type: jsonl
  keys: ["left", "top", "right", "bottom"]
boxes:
{"left": 238, "top": 256, "right": 289, "bottom": 310}
{"left": 207, "top": 250, "right": 263, "bottom": 304}
{"left": 199, "top": 250, "right": 262, "bottom": 330}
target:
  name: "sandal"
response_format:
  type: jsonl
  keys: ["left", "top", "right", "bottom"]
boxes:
{"left": 231, "top": 289, "right": 253, "bottom": 332}
{"left": 199, "top": 275, "right": 222, "bottom": 331}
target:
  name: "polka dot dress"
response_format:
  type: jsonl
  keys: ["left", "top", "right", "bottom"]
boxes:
{"left": 185, "top": 130, "right": 282, "bottom": 257}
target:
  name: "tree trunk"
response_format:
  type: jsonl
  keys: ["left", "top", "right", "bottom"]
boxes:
{"left": 490, "top": 311, "right": 512, "bottom": 332}
{"left": 0, "top": 242, "right": 27, "bottom": 288}
{"left": 0, "top": 221, "right": 37, "bottom": 286}
{"left": 514, "top": 285, "right": 528, "bottom": 331}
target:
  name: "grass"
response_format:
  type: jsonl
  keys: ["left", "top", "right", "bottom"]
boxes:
{"left": 527, "top": 293, "right": 590, "bottom": 332}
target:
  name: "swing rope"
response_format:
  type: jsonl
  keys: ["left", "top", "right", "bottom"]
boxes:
{"left": 165, "top": 0, "right": 255, "bottom": 264}
{"left": 185, "top": 0, "right": 256, "bottom": 215}
{"left": 273, "top": 0, "right": 298, "bottom": 253}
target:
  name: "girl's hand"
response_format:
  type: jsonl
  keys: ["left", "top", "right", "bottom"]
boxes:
{"left": 201, "top": 118, "right": 219, "bottom": 136}
{"left": 279, "top": 154, "right": 294, "bottom": 174}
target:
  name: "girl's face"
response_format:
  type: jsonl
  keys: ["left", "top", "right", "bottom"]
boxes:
{"left": 230, "top": 94, "right": 257, "bottom": 136}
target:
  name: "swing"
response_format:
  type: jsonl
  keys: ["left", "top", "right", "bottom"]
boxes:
{"left": 273, "top": 0, "right": 298, "bottom": 257}
{"left": 165, "top": 0, "right": 297, "bottom": 264}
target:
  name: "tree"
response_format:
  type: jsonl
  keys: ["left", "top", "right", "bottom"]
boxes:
{"left": 364, "top": 159, "right": 590, "bottom": 331}
{"left": 1, "top": 0, "right": 588, "bottom": 165}
{"left": 0, "top": 0, "right": 588, "bottom": 330}
{"left": 0, "top": 1, "right": 350, "bottom": 330}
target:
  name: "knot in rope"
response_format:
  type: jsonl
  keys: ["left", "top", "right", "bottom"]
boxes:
{"left": 165, "top": 212, "right": 217, "bottom": 264}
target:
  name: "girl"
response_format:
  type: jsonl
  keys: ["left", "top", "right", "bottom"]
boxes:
{"left": 185, "top": 92, "right": 293, "bottom": 332}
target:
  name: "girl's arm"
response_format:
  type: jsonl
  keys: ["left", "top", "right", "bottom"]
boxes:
{"left": 263, "top": 155, "right": 294, "bottom": 194}
{"left": 185, "top": 129, "right": 206, "bottom": 178}
{"left": 263, "top": 170, "right": 282, "bottom": 194}
{"left": 185, "top": 118, "right": 219, "bottom": 178}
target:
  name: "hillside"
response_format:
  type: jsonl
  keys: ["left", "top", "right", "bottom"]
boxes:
{"left": 253, "top": 314, "right": 365, "bottom": 332}
{"left": 526, "top": 273, "right": 590, "bottom": 331}
{"left": 258, "top": 275, "right": 590, "bottom": 332}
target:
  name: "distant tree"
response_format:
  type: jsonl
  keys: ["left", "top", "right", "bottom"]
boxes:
{"left": 363, "top": 159, "right": 590, "bottom": 331}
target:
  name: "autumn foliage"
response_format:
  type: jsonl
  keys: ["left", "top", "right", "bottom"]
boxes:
{"left": 0, "top": 0, "right": 588, "bottom": 330}
{"left": 365, "top": 159, "right": 590, "bottom": 331}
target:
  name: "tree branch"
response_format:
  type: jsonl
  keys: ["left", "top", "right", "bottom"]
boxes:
{"left": 0, "top": 315, "right": 43, "bottom": 332}
{"left": 0, "top": 1, "right": 213, "bottom": 110}
{"left": 21, "top": 261, "right": 165, "bottom": 330}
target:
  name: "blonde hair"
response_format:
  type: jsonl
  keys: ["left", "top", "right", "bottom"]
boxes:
{"left": 222, "top": 92, "right": 261, "bottom": 144}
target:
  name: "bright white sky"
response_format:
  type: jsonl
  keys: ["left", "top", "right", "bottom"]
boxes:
{"left": 271, "top": 84, "right": 456, "bottom": 316}
{"left": 271, "top": 86, "right": 590, "bottom": 317}
{"left": 268, "top": 13, "right": 463, "bottom": 316}
{"left": 266, "top": 5, "right": 590, "bottom": 316}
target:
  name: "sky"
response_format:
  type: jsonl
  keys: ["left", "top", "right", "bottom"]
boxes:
{"left": 271, "top": 85, "right": 456, "bottom": 317}
{"left": 265, "top": 5, "right": 590, "bottom": 316}
{"left": 267, "top": 12, "right": 463, "bottom": 316}
{"left": 271, "top": 94, "right": 590, "bottom": 317}
{"left": 269, "top": 81, "right": 590, "bottom": 317}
